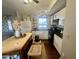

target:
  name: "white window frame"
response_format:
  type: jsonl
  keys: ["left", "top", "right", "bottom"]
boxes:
{"left": 38, "top": 17, "right": 48, "bottom": 30}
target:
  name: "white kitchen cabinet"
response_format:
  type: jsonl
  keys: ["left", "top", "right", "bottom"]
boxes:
{"left": 54, "top": 34, "right": 63, "bottom": 55}
{"left": 32, "top": 31, "right": 48, "bottom": 39}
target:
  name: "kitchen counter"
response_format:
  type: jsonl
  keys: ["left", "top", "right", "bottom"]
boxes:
{"left": 48, "top": 26, "right": 63, "bottom": 39}
{"left": 32, "top": 28, "right": 48, "bottom": 31}
{"left": 55, "top": 32, "right": 63, "bottom": 39}
{"left": 2, "top": 33, "right": 32, "bottom": 56}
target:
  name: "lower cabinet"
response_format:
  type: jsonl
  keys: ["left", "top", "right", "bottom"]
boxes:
{"left": 54, "top": 34, "right": 63, "bottom": 55}
{"left": 32, "top": 31, "right": 48, "bottom": 39}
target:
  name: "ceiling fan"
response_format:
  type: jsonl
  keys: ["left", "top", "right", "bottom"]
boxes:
{"left": 24, "top": 0, "right": 39, "bottom": 4}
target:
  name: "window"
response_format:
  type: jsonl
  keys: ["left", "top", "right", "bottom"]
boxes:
{"left": 38, "top": 17, "right": 48, "bottom": 30}
{"left": 7, "top": 20, "right": 13, "bottom": 30}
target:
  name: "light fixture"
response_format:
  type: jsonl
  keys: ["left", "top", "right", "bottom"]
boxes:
{"left": 24, "top": 0, "right": 39, "bottom": 4}
{"left": 29, "top": 0, "right": 33, "bottom": 2}
{"left": 24, "top": 0, "right": 29, "bottom": 4}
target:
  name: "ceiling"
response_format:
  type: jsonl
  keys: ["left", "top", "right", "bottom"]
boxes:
{"left": 2, "top": 0, "right": 66, "bottom": 17}
{"left": 2, "top": 0, "right": 55, "bottom": 17}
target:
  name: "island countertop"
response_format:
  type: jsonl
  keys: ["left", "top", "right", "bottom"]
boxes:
{"left": 2, "top": 33, "right": 32, "bottom": 55}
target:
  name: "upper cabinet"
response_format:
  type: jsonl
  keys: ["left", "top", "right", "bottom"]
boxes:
{"left": 54, "top": 8, "right": 66, "bottom": 28}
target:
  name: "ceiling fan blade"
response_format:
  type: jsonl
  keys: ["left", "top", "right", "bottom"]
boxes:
{"left": 33, "top": 0, "right": 39, "bottom": 3}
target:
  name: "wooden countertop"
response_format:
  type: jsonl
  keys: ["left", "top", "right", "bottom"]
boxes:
{"left": 2, "top": 33, "right": 32, "bottom": 55}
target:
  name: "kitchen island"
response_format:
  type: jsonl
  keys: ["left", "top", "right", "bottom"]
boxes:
{"left": 2, "top": 33, "right": 33, "bottom": 59}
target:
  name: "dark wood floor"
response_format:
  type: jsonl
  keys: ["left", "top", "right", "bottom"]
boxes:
{"left": 42, "top": 40, "right": 60, "bottom": 59}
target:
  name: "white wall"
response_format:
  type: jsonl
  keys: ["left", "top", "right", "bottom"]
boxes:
{"left": 21, "top": 18, "right": 32, "bottom": 33}
{"left": 61, "top": 0, "right": 76, "bottom": 59}
{"left": 13, "top": 16, "right": 32, "bottom": 33}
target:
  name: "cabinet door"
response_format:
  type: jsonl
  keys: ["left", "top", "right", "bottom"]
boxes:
{"left": 54, "top": 34, "right": 62, "bottom": 55}
{"left": 32, "top": 31, "right": 48, "bottom": 39}
{"left": 58, "top": 37, "right": 62, "bottom": 53}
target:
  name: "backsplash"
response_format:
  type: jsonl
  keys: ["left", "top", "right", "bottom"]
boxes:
{"left": 2, "top": 16, "right": 14, "bottom": 40}
{"left": 2, "top": 18, "right": 9, "bottom": 33}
